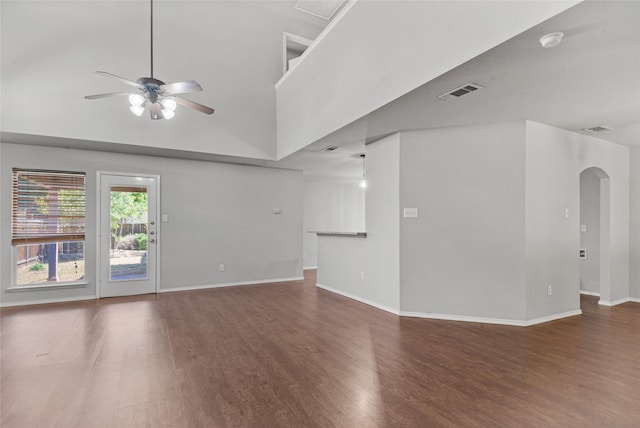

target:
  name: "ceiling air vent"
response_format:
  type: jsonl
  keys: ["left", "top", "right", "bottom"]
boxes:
{"left": 321, "top": 145, "right": 340, "bottom": 152}
{"left": 582, "top": 125, "right": 612, "bottom": 133}
{"left": 438, "top": 83, "right": 484, "bottom": 101}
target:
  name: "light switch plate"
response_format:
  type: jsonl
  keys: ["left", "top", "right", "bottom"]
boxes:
{"left": 581, "top": 224, "right": 587, "bottom": 232}
{"left": 403, "top": 208, "right": 418, "bottom": 218}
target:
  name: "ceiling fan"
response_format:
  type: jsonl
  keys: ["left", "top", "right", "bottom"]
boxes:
{"left": 84, "top": 0, "right": 214, "bottom": 120}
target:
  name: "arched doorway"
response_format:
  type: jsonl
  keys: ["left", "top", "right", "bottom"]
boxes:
{"left": 579, "top": 167, "right": 611, "bottom": 305}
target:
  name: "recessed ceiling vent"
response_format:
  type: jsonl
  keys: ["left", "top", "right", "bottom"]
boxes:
{"left": 582, "top": 125, "right": 612, "bottom": 133}
{"left": 321, "top": 145, "right": 340, "bottom": 152}
{"left": 437, "top": 83, "right": 484, "bottom": 101}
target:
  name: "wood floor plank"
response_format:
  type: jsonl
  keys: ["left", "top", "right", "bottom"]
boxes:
{"left": 1, "top": 271, "right": 639, "bottom": 427}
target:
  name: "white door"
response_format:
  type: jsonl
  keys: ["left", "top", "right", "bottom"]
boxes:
{"left": 99, "top": 174, "right": 158, "bottom": 297}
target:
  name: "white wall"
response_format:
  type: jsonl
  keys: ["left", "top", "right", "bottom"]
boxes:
{"left": 276, "top": 1, "right": 579, "bottom": 158}
{"left": 525, "top": 121, "right": 629, "bottom": 316}
{"left": 303, "top": 178, "right": 365, "bottom": 268}
{"left": 631, "top": 148, "right": 640, "bottom": 299}
{"left": 315, "top": 121, "right": 632, "bottom": 325}
{"left": 399, "top": 122, "right": 527, "bottom": 321}
{"left": 580, "top": 169, "right": 601, "bottom": 293}
{"left": 316, "top": 133, "right": 400, "bottom": 313}
{"left": 0, "top": 143, "right": 304, "bottom": 306}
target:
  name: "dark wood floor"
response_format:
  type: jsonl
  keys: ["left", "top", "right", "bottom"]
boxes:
{"left": 1, "top": 270, "right": 639, "bottom": 427}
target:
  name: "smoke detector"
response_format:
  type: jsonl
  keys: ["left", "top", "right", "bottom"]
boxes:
{"left": 582, "top": 125, "right": 612, "bottom": 133}
{"left": 539, "top": 32, "right": 564, "bottom": 48}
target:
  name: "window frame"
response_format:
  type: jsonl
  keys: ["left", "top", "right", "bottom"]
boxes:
{"left": 9, "top": 169, "right": 88, "bottom": 290}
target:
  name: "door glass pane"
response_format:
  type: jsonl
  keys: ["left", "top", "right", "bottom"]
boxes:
{"left": 109, "top": 186, "right": 148, "bottom": 281}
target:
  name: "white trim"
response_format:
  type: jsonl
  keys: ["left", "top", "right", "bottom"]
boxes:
{"left": 1, "top": 295, "right": 96, "bottom": 308}
{"left": 316, "top": 283, "right": 583, "bottom": 326}
{"left": 629, "top": 298, "right": 640, "bottom": 303}
{"left": 7, "top": 282, "right": 88, "bottom": 292}
{"left": 304, "top": 266, "right": 317, "bottom": 270}
{"left": 599, "top": 297, "right": 633, "bottom": 306}
{"left": 315, "top": 283, "right": 400, "bottom": 315}
{"left": 523, "top": 310, "right": 582, "bottom": 326}
{"left": 400, "top": 310, "right": 527, "bottom": 326}
{"left": 275, "top": 0, "right": 357, "bottom": 88}
{"left": 159, "top": 277, "right": 304, "bottom": 293}
{"left": 580, "top": 290, "right": 601, "bottom": 297}
{"left": 96, "top": 171, "right": 161, "bottom": 298}
{"left": 400, "top": 309, "right": 582, "bottom": 327}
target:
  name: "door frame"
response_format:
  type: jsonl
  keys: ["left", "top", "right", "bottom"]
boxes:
{"left": 96, "top": 171, "right": 161, "bottom": 298}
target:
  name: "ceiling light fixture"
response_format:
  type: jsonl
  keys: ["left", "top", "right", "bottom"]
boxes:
{"left": 84, "top": 0, "right": 215, "bottom": 120}
{"left": 360, "top": 154, "right": 367, "bottom": 189}
{"left": 539, "top": 32, "right": 564, "bottom": 48}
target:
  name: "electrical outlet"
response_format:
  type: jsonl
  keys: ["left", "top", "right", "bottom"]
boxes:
{"left": 547, "top": 285, "right": 553, "bottom": 296}
{"left": 219, "top": 264, "right": 225, "bottom": 272}
{"left": 361, "top": 271, "right": 365, "bottom": 280}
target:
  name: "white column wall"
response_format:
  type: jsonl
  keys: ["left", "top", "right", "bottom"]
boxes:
{"left": 316, "top": 133, "right": 400, "bottom": 313}
{"left": 398, "top": 122, "right": 527, "bottom": 321}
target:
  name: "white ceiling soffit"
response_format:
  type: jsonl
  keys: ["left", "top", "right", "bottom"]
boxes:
{"left": 295, "top": 0, "right": 347, "bottom": 20}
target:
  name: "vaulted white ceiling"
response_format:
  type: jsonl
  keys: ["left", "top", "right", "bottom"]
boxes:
{"left": 2, "top": 1, "right": 639, "bottom": 183}
{"left": 1, "top": 0, "right": 326, "bottom": 159}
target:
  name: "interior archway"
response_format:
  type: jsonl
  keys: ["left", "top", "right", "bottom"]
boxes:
{"left": 579, "top": 167, "right": 611, "bottom": 305}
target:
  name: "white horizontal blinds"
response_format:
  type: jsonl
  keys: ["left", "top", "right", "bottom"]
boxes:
{"left": 12, "top": 169, "right": 86, "bottom": 245}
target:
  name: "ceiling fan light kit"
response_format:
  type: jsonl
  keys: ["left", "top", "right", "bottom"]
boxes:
{"left": 85, "top": 0, "right": 214, "bottom": 120}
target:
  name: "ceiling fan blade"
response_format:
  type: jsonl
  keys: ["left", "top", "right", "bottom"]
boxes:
{"left": 159, "top": 80, "right": 203, "bottom": 95}
{"left": 174, "top": 97, "right": 215, "bottom": 115}
{"left": 84, "top": 92, "right": 132, "bottom": 100}
{"left": 95, "top": 71, "right": 143, "bottom": 89}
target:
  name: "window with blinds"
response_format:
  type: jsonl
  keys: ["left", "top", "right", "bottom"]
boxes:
{"left": 12, "top": 169, "right": 86, "bottom": 245}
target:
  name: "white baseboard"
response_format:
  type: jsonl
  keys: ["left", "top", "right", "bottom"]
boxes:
{"left": 599, "top": 297, "right": 634, "bottom": 306}
{"left": 400, "top": 309, "right": 582, "bottom": 327}
{"left": 303, "top": 266, "right": 317, "bottom": 270}
{"left": 314, "top": 283, "right": 582, "bottom": 326}
{"left": 524, "top": 310, "right": 582, "bottom": 326}
{"left": 316, "top": 283, "right": 400, "bottom": 315}
{"left": 629, "top": 298, "right": 640, "bottom": 303}
{"left": 399, "top": 310, "right": 526, "bottom": 326}
{"left": 580, "top": 290, "right": 600, "bottom": 297}
{"left": 159, "top": 276, "right": 304, "bottom": 293}
{"left": 1, "top": 295, "right": 96, "bottom": 308}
